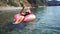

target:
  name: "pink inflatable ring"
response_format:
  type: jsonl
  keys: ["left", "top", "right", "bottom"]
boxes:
{"left": 14, "top": 10, "right": 36, "bottom": 22}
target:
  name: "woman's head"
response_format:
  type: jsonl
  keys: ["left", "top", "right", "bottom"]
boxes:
{"left": 26, "top": 9, "right": 31, "bottom": 15}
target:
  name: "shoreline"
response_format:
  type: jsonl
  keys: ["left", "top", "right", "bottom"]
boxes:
{"left": 0, "top": 6, "right": 45, "bottom": 11}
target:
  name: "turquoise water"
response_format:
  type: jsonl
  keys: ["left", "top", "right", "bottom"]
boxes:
{"left": 0, "top": 6, "right": 60, "bottom": 34}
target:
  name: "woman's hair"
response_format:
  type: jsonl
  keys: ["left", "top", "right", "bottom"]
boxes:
{"left": 20, "top": 6, "right": 25, "bottom": 13}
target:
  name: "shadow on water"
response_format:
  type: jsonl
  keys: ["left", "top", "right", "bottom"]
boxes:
{"left": 0, "top": 6, "right": 60, "bottom": 34}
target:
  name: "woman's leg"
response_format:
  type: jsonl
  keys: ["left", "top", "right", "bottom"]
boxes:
{"left": 13, "top": 16, "right": 24, "bottom": 24}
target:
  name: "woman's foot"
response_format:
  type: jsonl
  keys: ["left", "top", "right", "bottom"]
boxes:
{"left": 13, "top": 22, "right": 20, "bottom": 24}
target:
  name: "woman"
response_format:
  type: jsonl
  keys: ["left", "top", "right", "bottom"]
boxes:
{"left": 13, "top": 6, "right": 25, "bottom": 24}
{"left": 14, "top": 9, "right": 36, "bottom": 24}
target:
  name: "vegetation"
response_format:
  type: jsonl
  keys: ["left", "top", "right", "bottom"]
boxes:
{"left": 0, "top": 0, "right": 46, "bottom": 7}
